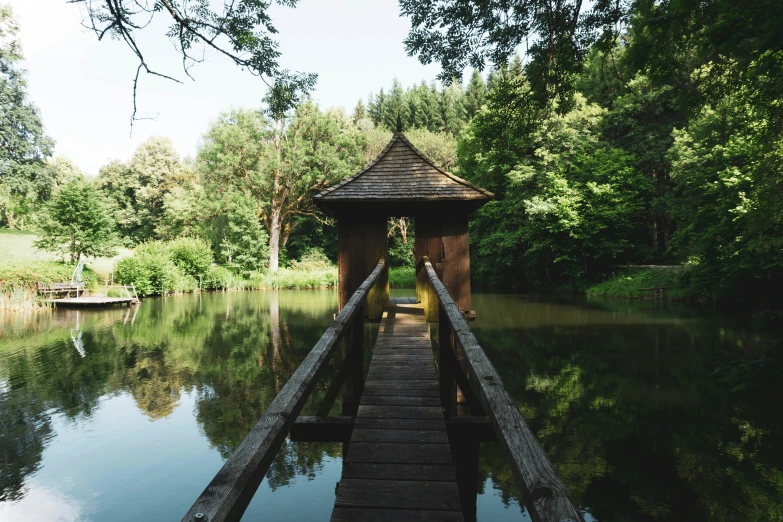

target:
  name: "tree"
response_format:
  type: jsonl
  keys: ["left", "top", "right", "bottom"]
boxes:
{"left": 217, "top": 194, "right": 270, "bottom": 275}
{"left": 382, "top": 79, "right": 409, "bottom": 130}
{"left": 369, "top": 88, "right": 386, "bottom": 127}
{"left": 464, "top": 69, "right": 487, "bottom": 120}
{"left": 404, "top": 128, "right": 458, "bottom": 171}
{"left": 400, "top": 0, "right": 624, "bottom": 110}
{"left": 0, "top": 5, "right": 55, "bottom": 229}
{"left": 669, "top": 96, "right": 783, "bottom": 301}
{"left": 439, "top": 80, "right": 466, "bottom": 134}
{"left": 99, "top": 137, "right": 192, "bottom": 243}
{"left": 71, "top": 0, "right": 316, "bottom": 124}
{"left": 460, "top": 86, "right": 651, "bottom": 285}
{"left": 34, "top": 179, "right": 117, "bottom": 262}
{"left": 352, "top": 100, "right": 366, "bottom": 123}
{"left": 198, "top": 102, "right": 366, "bottom": 271}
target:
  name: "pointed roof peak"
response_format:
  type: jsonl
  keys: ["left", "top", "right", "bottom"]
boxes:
{"left": 314, "top": 132, "right": 494, "bottom": 209}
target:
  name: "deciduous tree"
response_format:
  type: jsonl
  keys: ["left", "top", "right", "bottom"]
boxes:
{"left": 198, "top": 102, "right": 366, "bottom": 271}
{"left": 35, "top": 179, "right": 117, "bottom": 262}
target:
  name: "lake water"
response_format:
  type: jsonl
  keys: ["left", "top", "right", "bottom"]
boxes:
{"left": 0, "top": 290, "right": 780, "bottom": 521}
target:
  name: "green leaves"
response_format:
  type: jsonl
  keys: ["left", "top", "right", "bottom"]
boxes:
{"left": 34, "top": 179, "right": 118, "bottom": 262}
{"left": 74, "top": 0, "right": 317, "bottom": 123}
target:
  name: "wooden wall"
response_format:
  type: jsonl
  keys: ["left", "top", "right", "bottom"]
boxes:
{"left": 415, "top": 214, "right": 471, "bottom": 321}
{"left": 337, "top": 217, "right": 389, "bottom": 320}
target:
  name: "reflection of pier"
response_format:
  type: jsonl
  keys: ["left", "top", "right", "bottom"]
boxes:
{"left": 71, "top": 310, "right": 85, "bottom": 357}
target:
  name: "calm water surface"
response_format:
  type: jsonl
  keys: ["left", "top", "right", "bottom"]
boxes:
{"left": 0, "top": 290, "right": 780, "bottom": 521}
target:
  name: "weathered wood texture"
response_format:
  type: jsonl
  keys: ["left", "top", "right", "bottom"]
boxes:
{"left": 338, "top": 217, "right": 389, "bottom": 320}
{"left": 181, "top": 259, "right": 385, "bottom": 522}
{"left": 415, "top": 215, "right": 472, "bottom": 320}
{"left": 290, "top": 416, "right": 354, "bottom": 442}
{"left": 422, "top": 257, "right": 584, "bottom": 522}
{"left": 330, "top": 302, "right": 464, "bottom": 522}
{"left": 314, "top": 133, "right": 492, "bottom": 204}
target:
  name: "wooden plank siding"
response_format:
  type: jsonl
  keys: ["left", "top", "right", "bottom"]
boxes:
{"left": 331, "top": 301, "right": 464, "bottom": 522}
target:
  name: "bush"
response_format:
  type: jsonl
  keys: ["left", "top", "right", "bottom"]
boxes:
{"left": 167, "top": 237, "right": 213, "bottom": 278}
{"left": 114, "top": 252, "right": 182, "bottom": 297}
{"left": 115, "top": 238, "right": 215, "bottom": 296}
{"left": 0, "top": 261, "right": 98, "bottom": 291}
{"left": 246, "top": 267, "right": 338, "bottom": 289}
{"left": 0, "top": 261, "right": 99, "bottom": 311}
{"left": 288, "top": 249, "right": 333, "bottom": 272}
{"left": 203, "top": 265, "right": 244, "bottom": 290}
{"left": 389, "top": 266, "right": 416, "bottom": 288}
{"left": 586, "top": 268, "right": 692, "bottom": 300}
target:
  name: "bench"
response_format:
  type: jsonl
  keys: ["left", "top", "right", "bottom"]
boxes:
{"left": 38, "top": 282, "right": 86, "bottom": 298}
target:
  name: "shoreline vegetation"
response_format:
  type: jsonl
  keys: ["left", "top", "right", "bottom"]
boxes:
{"left": 585, "top": 266, "right": 692, "bottom": 301}
{"left": 0, "top": 243, "right": 420, "bottom": 311}
{"left": 2, "top": 255, "right": 708, "bottom": 313}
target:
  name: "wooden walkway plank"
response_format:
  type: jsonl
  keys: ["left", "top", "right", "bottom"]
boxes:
{"left": 330, "top": 302, "right": 464, "bottom": 522}
{"left": 332, "top": 508, "right": 464, "bottom": 522}
{"left": 335, "top": 479, "right": 462, "bottom": 511}
{"left": 353, "top": 418, "right": 447, "bottom": 431}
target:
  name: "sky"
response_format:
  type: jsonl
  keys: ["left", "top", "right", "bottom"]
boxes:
{"left": 9, "top": 0, "right": 446, "bottom": 175}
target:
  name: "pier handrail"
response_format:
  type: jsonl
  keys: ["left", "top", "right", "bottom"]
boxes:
{"left": 422, "top": 256, "right": 583, "bottom": 522}
{"left": 182, "top": 258, "right": 386, "bottom": 522}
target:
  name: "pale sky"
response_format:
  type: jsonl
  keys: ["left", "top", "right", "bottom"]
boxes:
{"left": 9, "top": 0, "right": 446, "bottom": 175}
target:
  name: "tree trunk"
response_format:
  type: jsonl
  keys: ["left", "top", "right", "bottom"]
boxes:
{"left": 269, "top": 209, "right": 281, "bottom": 272}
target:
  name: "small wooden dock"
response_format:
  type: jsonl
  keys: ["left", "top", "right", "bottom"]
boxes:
{"left": 332, "top": 298, "right": 463, "bottom": 521}
{"left": 45, "top": 296, "right": 139, "bottom": 307}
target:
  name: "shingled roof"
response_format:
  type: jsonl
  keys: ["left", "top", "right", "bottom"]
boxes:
{"left": 313, "top": 133, "right": 494, "bottom": 205}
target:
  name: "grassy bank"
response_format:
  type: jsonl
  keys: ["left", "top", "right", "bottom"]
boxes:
{"left": 246, "top": 267, "right": 337, "bottom": 289}
{"left": 0, "top": 228, "right": 132, "bottom": 278}
{"left": 586, "top": 267, "right": 691, "bottom": 300}
{"left": 0, "top": 261, "right": 99, "bottom": 311}
{"left": 389, "top": 266, "right": 416, "bottom": 288}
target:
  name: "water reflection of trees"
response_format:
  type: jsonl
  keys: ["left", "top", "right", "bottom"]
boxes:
{"left": 0, "top": 291, "right": 344, "bottom": 500}
{"left": 473, "top": 321, "right": 783, "bottom": 522}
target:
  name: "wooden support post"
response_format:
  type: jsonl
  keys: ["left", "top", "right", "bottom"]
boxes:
{"left": 453, "top": 433, "right": 480, "bottom": 522}
{"left": 338, "top": 217, "right": 388, "bottom": 319}
{"left": 415, "top": 215, "right": 442, "bottom": 321}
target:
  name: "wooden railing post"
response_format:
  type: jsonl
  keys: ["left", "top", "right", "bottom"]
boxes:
{"left": 438, "top": 304, "right": 456, "bottom": 418}
{"left": 341, "top": 307, "right": 364, "bottom": 417}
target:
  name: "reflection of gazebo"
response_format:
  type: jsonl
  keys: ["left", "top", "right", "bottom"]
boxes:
{"left": 314, "top": 131, "right": 493, "bottom": 320}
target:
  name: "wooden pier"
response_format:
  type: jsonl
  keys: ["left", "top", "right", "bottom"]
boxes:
{"left": 44, "top": 296, "right": 139, "bottom": 307}
{"left": 182, "top": 259, "right": 583, "bottom": 522}
{"left": 182, "top": 132, "right": 581, "bottom": 522}
{"left": 332, "top": 298, "right": 463, "bottom": 521}
{"left": 43, "top": 283, "right": 139, "bottom": 308}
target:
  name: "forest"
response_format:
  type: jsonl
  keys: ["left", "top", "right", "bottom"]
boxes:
{"left": 1, "top": 0, "right": 782, "bottom": 307}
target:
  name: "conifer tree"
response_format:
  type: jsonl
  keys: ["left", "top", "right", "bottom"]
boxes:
{"left": 383, "top": 79, "right": 409, "bottom": 130}
{"left": 421, "top": 82, "right": 441, "bottom": 133}
{"left": 464, "top": 70, "right": 487, "bottom": 120}
{"left": 369, "top": 89, "right": 386, "bottom": 126}
{"left": 439, "top": 81, "right": 465, "bottom": 135}
{"left": 352, "top": 100, "right": 366, "bottom": 123}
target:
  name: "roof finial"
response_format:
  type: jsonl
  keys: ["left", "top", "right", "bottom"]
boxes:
{"left": 396, "top": 113, "right": 402, "bottom": 133}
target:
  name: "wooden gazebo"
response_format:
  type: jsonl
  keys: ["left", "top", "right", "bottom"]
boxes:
{"left": 314, "top": 131, "right": 493, "bottom": 321}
